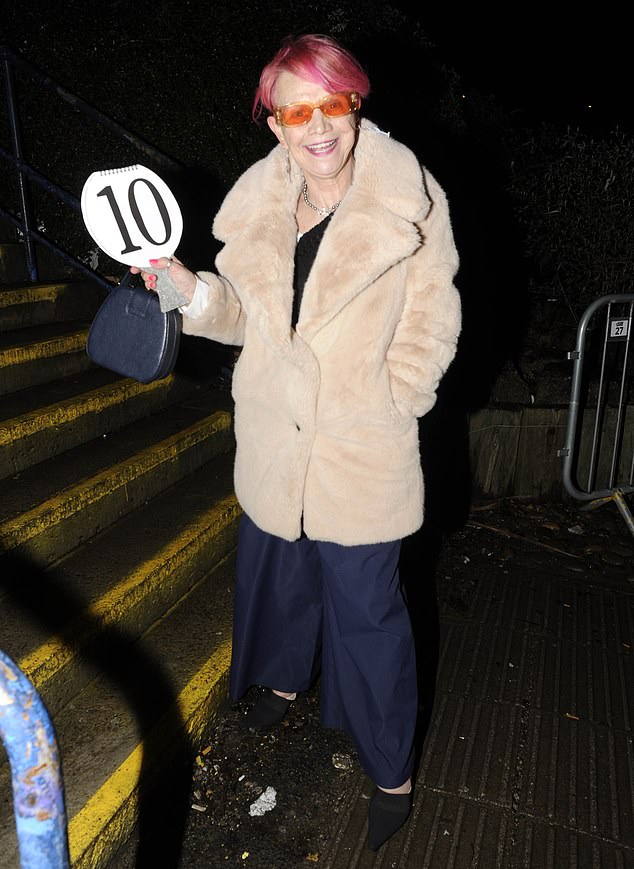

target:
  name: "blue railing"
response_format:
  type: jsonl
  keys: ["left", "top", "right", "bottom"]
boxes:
{"left": 0, "top": 650, "right": 70, "bottom": 868}
{"left": 0, "top": 44, "right": 183, "bottom": 289}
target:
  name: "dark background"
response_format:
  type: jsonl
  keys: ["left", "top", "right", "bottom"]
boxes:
{"left": 4, "top": 1, "right": 631, "bottom": 172}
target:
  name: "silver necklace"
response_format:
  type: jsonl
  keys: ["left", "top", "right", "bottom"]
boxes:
{"left": 302, "top": 181, "right": 341, "bottom": 217}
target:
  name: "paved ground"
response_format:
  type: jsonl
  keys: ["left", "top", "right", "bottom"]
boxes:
{"left": 112, "top": 495, "right": 634, "bottom": 868}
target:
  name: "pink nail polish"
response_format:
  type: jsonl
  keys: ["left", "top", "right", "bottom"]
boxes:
{"left": 149, "top": 259, "right": 158, "bottom": 265}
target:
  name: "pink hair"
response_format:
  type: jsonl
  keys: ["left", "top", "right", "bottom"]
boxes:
{"left": 252, "top": 34, "right": 370, "bottom": 122}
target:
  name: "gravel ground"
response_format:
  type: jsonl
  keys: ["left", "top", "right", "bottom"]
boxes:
{"left": 111, "top": 494, "right": 634, "bottom": 868}
{"left": 176, "top": 685, "right": 359, "bottom": 868}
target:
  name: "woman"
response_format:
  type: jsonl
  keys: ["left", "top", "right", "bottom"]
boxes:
{"left": 134, "top": 33, "right": 461, "bottom": 852}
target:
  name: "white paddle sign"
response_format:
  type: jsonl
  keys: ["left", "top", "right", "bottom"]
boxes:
{"left": 81, "top": 165, "right": 183, "bottom": 269}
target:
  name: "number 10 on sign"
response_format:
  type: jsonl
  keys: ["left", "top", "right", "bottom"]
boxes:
{"left": 81, "top": 165, "right": 183, "bottom": 269}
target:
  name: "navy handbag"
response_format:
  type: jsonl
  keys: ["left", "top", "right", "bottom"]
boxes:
{"left": 86, "top": 270, "right": 181, "bottom": 384}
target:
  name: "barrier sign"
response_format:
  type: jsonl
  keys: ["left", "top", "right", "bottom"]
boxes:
{"left": 608, "top": 317, "right": 630, "bottom": 341}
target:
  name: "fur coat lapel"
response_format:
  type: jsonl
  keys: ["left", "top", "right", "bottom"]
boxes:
{"left": 212, "top": 119, "right": 432, "bottom": 349}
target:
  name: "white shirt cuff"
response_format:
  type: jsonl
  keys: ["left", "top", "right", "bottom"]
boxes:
{"left": 178, "top": 276, "right": 210, "bottom": 317}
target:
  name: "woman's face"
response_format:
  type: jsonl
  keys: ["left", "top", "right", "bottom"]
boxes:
{"left": 267, "top": 71, "right": 358, "bottom": 188}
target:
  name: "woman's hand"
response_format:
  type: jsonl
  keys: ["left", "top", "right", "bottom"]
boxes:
{"left": 130, "top": 255, "right": 197, "bottom": 305}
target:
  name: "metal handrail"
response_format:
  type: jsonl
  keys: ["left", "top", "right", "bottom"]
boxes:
{"left": 0, "top": 44, "right": 184, "bottom": 288}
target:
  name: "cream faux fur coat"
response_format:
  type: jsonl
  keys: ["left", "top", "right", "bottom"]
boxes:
{"left": 183, "top": 119, "right": 461, "bottom": 545}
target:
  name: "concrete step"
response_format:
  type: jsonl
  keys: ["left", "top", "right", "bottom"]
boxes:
{"left": 0, "top": 446, "right": 239, "bottom": 716}
{"left": 0, "top": 367, "right": 210, "bottom": 480}
{"left": 0, "top": 281, "right": 106, "bottom": 330}
{"left": 0, "top": 529, "right": 238, "bottom": 868}
{"left": 0, "top": 263, "right": 239, "bottom": 866}
{"left": 0, "top": 321, "right": 94, "bottom": 395}
{"left": 0, "top": 388, "right": 234, "bottom": 565}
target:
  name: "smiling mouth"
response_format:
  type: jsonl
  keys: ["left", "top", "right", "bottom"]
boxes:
{"left": 305, "top": 139, "right": 337, "bottom": 154}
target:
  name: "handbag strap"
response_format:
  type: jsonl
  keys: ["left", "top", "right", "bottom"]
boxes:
{"left": 117, "top": 269, "right": 136, "bottom": 292}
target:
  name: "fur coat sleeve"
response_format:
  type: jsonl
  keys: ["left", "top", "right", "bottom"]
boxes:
{"left": 386, "top": 171, "right": 461, "bottom": 418}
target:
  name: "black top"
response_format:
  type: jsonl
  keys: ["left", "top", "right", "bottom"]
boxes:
{"left": 291, "top": 214, "right": 333, "bottom": 329}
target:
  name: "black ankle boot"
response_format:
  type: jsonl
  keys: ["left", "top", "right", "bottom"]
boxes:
{"left": 244, "top": 689, "right": 293, "bottom": 730}
{"left": 367, "top": 788, "right": 413, "bottom": 851}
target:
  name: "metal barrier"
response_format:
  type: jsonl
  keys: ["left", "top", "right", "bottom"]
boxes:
{"left": 559, "top": 293, "right": 634, "bottom": 536}
{"left": 0, "top": 43, "right": 183, "bottom": 289}
{"left": 0, "top": 650, "right": 69, "bottom": 868}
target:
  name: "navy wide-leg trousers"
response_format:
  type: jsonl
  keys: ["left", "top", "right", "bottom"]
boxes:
{"left": 229, "top": 513, "right": 418, "bottom": 789}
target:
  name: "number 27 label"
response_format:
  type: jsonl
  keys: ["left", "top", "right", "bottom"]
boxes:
{"left": 609, "top": 318, "right": 630, "bottom": 340}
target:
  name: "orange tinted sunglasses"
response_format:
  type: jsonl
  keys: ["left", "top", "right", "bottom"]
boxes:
{"left": 273, "top": 92, "right": 361, "bottom": 127}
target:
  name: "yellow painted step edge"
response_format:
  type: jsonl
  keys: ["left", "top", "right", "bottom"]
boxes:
{"left": 0, "top": 328, "right": 89, "bottom": 366}
{"left": 0, "top": 284, "right": 67, "bottom": 308}
{"left": 18, "top": 494, "right": 241, "bottom": 690}
{"left": 0, "top": 375, "right": 175, "bottom": 446}
{"left": 0, "top": 409, "right": 232, "bottom": 551}
{"left": 68, "top": 636, "right": 233, "bottom": 868}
